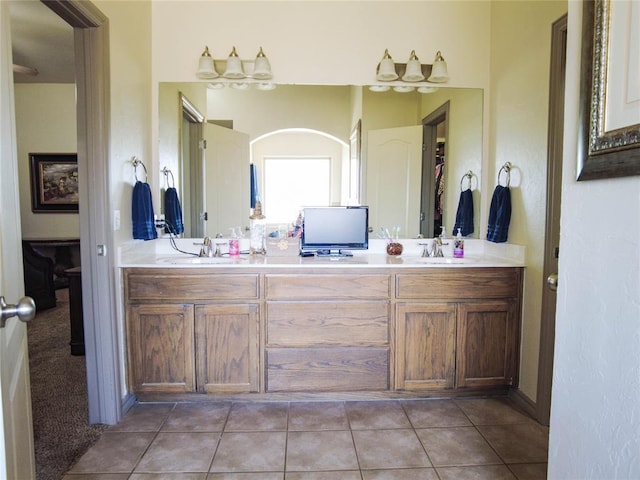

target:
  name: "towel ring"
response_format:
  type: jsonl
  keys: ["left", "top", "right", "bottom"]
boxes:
{"left": 498, "top": 162, "right": 511, "bottom": 187}
{"left": 161, "top": 167, "right": 175, "bottom": 188}
{"left": 132, "top": 157, "right": 148, "bottom": 183}
{"left": 460, "top": 171, "right": 474, "bottom": 191}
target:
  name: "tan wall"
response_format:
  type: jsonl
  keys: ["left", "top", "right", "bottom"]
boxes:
{"left": 489, "top": 0, "right": 568, "bottom": 401}
{"left": 14, "top": 84, "right": 79, "bottom": 239}
{"left": 94, "top": 0, "right": 152, "bottom": 248}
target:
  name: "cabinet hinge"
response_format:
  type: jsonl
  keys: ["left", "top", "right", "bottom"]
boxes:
{"left": 199, "top": 139, "right": 207, "bottom": 149}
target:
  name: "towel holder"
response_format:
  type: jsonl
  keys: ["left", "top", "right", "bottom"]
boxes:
{"left": 161, "top": 167, "right": 175, "bottom": 188}
{"left": 498, "top": 162, "right": 512, "bottom": 187}
{"left": 460, "top": 170, "right": 474, "bottom": 191}
{"left": 132, "top": 157, "right": 148, "bottom": 183}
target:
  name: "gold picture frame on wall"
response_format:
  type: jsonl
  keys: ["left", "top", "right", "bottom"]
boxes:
{"left": 577, "top": 0, "right": 640, "bottom": 180}
{"left": 29, "top": 153, "right": 79, "bottom": 213}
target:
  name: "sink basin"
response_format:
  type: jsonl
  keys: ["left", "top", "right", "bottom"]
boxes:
{"left": 158, "top": 256, "right": 245, "bottom": 265}
{"left": 402, "top": 256, "right": 477, "bottom": 265}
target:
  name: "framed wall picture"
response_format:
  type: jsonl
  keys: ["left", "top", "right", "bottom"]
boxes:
{"left": 577, "top": 0, "right": 640, "bottom": 180}
{"left": 29, "top": 153, "right": 79, "bottom": 213}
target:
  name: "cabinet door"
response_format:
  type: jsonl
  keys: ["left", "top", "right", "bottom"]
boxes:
{"left": 396, "top": 303, "right": 456, "bottom": 390}
{"left": 127, "top": 304, "right": 195, "bottom": 393}
{"left": 456, "top": 301, "right": 518, "bottom": 388}
{"left": 195, "top": 304, "right": 260, "bottom": 393}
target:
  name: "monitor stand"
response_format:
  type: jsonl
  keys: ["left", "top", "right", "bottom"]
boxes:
{"left": 316, "top": 249, "right": 353, "bottom": 257}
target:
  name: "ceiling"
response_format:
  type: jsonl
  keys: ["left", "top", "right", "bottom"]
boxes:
{"left": 9, "top": 0, "right": 75, "bottom": 84}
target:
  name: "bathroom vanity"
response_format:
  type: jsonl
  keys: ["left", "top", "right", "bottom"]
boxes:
{"left": 120, "top": 239, "right": 524, "bottom": 399}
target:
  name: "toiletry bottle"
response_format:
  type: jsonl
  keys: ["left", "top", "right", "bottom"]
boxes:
{"left": 454, "top": 228, "right": 464, "bottom": 258}
{"left": 228, "top": 228, "right": 240, "bottom": 256}
{"left": 249, "top": 201, "right": 266, "bottom": 255}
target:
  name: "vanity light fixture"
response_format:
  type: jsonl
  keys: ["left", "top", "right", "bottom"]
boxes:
{"left": 252, "top": 47, "right": 273, "bottom": 80}
{"left": 197, "top": 46, "right": 218, "bottom": 79}
{"left": 374, "top": 48, "right": 449, "bottom": 86}
{"left": 256, "top": 82, "right": 276, "bottom": 91}
{"left": 230, "top": 82, "right": 250, "bottom": 90}
{"left": 418, "top": 86, "right": 439, "bottom": 94}
{"left": 376, "top": 49, "right": 399, "bottom": 81}
{"left": 393, "top": 85, "right": 415, "bottom": 93}
{"left": 197, "top": 46, "right": 274, "bottom": 84}
{"left": 402, "top": 50, "right": 425, "bottom": 82}
{"left": 223, "top": 46, "right": 245, "bottom": 79}
{"left": 427, "top": 51, "right": 449, "bottom": 83}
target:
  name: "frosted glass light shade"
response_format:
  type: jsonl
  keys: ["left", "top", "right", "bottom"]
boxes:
{"left": 427, "top": 51, "right": 449, "bottom": 83}
{"left": 402, "top": 50, "right": 424, "bottom": 82}
{"left": 376, "top": 49, "right": 398, "bottom": 81}
{"left": 197, "top": 46, "right": 218, "bottom": 79}
{"left": 223, "top": 47, "right": 246, "bottom": 79}
{"left": 252, "top": 47, "right": 272, "bottom": 80}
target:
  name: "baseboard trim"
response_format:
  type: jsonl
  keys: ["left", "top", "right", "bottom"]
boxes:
{"left": 121, "top": 392, "right": 137, "bottom": 416}
{"left": 508, "top": 387, "right": 537, "bottom": 419}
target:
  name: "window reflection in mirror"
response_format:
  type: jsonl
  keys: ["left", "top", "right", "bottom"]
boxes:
{"left": 159, "top": 83, "right": 482, "bottom": 239}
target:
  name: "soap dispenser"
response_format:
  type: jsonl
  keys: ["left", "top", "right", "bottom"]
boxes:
{"left": 454, "top": 228, "right": 464, "bottom": 258}
{"left": 249, "top": 200, "right": 266, "bottom": 255}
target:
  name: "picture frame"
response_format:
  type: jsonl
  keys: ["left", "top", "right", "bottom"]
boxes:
{"left": 577, "top": 0, "right": 640, "bottom": 180}
{"left": 29, "top": 153, "right": 79, "bottom": 213}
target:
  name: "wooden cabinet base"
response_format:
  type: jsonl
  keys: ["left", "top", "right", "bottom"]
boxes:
{"left": 124, "top": 267, "right": 522, "bottom": 397}
{"left": 266, "top": 347, "right": 389, "bottom": 392}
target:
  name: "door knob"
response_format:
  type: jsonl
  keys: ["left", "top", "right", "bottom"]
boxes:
{"left": 0, "top": 296, "right": 36, "bottom": 328}
{"left": 547, "top": 273, "right": 558, "bottom": 292}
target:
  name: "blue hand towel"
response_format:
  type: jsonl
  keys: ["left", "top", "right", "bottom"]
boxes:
{"left": 164, "top": 187, "right": 184, "bottom": 235}
{"left": 487, "top": 185, "right": 511, "bottom": 243}
{"left": 453, "top": 188, "right": 474, "bottom": 237}
{"left": 132, "top": 181, "right": 157, "bottom": 241}
{"left": 250, "top": 163, "right": 259, "bottom": 209}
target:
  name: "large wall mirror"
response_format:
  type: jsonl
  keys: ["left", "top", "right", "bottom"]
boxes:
{"left": 159, "top": 83, "right": 483, "bottom": 240}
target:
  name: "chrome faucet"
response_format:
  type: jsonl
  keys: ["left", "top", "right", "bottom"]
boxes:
{"left": 197, "top": 236, "right": 214, "bottom": 257}
{"left": 419, "top": 241, "right": 434, "bottom": 257}
{"left": 434, "top": 236, "right": 446, "bottom": 257}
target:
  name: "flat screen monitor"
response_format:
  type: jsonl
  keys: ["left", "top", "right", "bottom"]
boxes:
{"left": 300, "top": 206, "right": 369, "bottom": 256}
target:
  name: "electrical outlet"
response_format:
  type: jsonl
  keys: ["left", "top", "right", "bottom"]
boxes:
{"left": 154, "top": 214, "right": 166, "bottom": 229}
{"left": 114, "top": 210, "right": 120, "bottom": 231}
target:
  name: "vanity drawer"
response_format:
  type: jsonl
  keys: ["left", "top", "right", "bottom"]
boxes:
{"left": 266, "top": 347, "right": 389, "bottom": 392}
{"left": 396, "top": 268, "right": 522, "bottom": 300}
{"left": 266, "top": 301, "right": 390, "bottom": 346}
{"left": 265, "top": 274, "right": 390, "bottom": 299}
{"left": 125, "top": 272, "right": 259, "bottom": 301}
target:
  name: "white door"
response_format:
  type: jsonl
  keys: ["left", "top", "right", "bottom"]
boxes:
{"left": 0, "top": 2, "right": 36, "bottom": 478}
{"left": 203, "top": 123, "right": 250, "bottom": 237}
{"left": 367, "top": 126, "right": 422, "bottom": 238}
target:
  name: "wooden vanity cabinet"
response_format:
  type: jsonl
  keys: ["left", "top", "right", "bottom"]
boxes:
{"left": 456, "top": 300, "right": 519, "bottom": 388}
{"left": 264, "top": 273, "right": 391, "bottom": 392}
{"left": 124, "top": 266, "right": 523, "bottom": 397}
{"left": 127, "top": 303, "right": 195, "bottom": 393}
{"left": 195, "top": 304, "right": 259, "bottom": 393}
{"left": 395, "top": 268, "right": 523, "bottom": 392}
{"left": 124, "top": 269, "right": 260, "bottom": 394}
{"left": 395, "top": 303, "right": 457, "bottom": 390}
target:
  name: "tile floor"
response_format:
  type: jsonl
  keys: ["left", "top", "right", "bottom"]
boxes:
{"left": 62, "top": 397, "right": 548, "bottom": 480}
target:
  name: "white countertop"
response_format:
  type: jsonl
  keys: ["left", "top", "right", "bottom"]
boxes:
{"left": 118, "top": 238, "right": 526, "bottom": 269}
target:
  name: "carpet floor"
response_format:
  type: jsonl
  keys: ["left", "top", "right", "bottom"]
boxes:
{"left": 27, "top": 288, "right": 107, "bottom": 480}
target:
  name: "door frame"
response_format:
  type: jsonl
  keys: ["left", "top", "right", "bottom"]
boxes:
{"left": 421, "top": 101, "right": 449, "bottom": 238}
{"left": 43, "top": 0, "right": 122, "bottom": 424}
{"left": 536, "top": 13, "right": 568, "bottom": 426}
